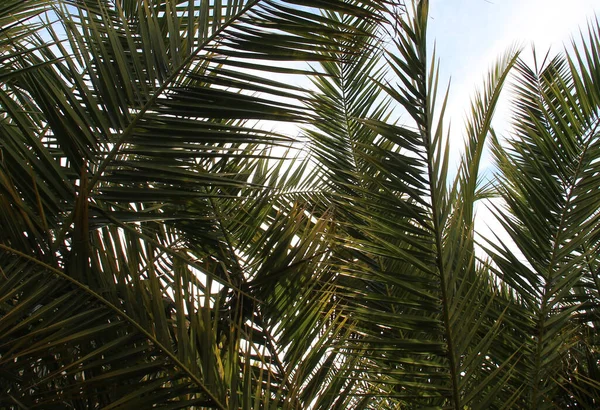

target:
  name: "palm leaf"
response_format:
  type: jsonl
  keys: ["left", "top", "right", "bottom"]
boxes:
{"left": 488, "top": 19, "right": 600, "bottom": 408}
{"left": 0, "top": 0, "right": 387, "bottom": 407}
{"left": 300, "top": 1, "right": 520, "bottom": 407}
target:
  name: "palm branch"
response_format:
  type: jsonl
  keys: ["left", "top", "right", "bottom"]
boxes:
{"left": 300, "top": 1, "right": 520, "bottom": 407}
{"left": 0, "top": 0, "right": 387, "bottom": 408}
{"left": 487, "top": 20, "right": 600, "bottom": 408}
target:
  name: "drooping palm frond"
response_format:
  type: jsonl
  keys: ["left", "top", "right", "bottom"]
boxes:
{"left": 488, "top": 20, "right": 600, "bottom": 408}
{"left": 0, "top": 0, "right": 390, "bottom": 407}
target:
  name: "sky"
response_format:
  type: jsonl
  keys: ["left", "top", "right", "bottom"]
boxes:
{"left": 426, "top": 0, "right": 600, "bottom": 251}
{"left": 430, "top": 0, "right": 600, "bottom": 159}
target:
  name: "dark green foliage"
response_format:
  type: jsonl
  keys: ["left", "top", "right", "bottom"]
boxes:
{"left": 1, "top": 1, "right": 599, "bottom": 408}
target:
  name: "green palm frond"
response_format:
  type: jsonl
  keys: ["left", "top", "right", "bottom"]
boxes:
{"left": 0, "top": 245, "right": 228, "bottom": 409}
{"left": 0, "top": 0, "right": 54, "bottom": 82}
{"left": 0, "top": 0, "right": 388, "bottom": 407}
{"left": 298, "top": 1, "right": 521, "bottom": 407}
{"left": 488, "top": 19, "right": 600, "bottom": 409}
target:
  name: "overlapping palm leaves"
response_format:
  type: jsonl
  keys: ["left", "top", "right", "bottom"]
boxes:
{"left": 3, "top": 0, "right": 600, "bottom": 408}
{"left": 0, "top": 0, "right": 387, "bottom": 408}
{"left": 488, "top": 27, "right": 600, "bottom": 407}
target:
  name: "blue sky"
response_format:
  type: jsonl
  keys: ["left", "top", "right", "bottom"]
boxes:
{"left": 426, "top": 0, "right": 600, "bottom": 250}
{"left": 429, "top": 0, "right": 600, "bottom": 154}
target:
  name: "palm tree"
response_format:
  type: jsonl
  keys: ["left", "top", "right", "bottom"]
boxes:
{"left": 0, "top": 0, "right": 387, "bottom": 408}
{"left": 1, "top": 0, "right": 600, "bottom": 408}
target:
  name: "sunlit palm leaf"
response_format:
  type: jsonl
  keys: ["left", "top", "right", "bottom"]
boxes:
{"left": 301, "top": 1, "right": 520, "bottom": 407}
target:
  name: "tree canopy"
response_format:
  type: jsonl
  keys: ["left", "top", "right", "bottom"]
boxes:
{"left": 1, "top": 1, "right": 599, "bottom": 408}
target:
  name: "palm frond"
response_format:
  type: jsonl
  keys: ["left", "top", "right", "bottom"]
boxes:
{"left": 488, "top": 19, "right": 600, "bottom": 408}
{"left": 300, "top": 1, "right": 521, "bottom": 407}
{"left": 0, "top": 0, "right": 388, "bottom": 407}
